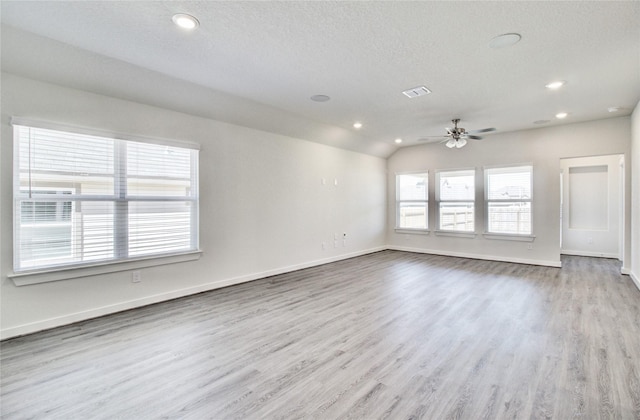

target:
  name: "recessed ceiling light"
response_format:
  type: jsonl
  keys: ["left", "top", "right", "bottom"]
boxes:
{"left": 172, "top": 13, "right": 199, "bottom": 30}
{"left": 608, "top": 106, "right": 622, "bottom": 113}
{"left": 353, "top": 122, "right": 363, "bottom": 129}
{"left": 394, "top": 138, "right": 403, "bottom": 144}
{"left": 310, "top": 95, "right": 331, "bottom": 102}
{"left": 555, "top": 112, "right": 568, "bottom": 119}
{"left": 545, "top": 80, "right": 566, "bottom": 90}
{"left": 489, "top": 33, "right": 522, "bottom": 49}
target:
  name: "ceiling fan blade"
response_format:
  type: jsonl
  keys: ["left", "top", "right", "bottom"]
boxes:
{"left": 467, "top": 135, "right": 483, "bottom": 140}
{"left": 468, "top": 127, "right": 496, "bottom": 134}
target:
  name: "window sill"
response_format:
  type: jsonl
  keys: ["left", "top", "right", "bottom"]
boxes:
{"left": 9, "top": 251, "right": 203, "bottom": 286}
{"left": 434, "top": 230, "right": 477, "bottom": 239}
{"left": 394, "top": 228, "right": 430, "bottom": 235}
{"left": 483, "top": 233, "right": 536, "bottom": 242}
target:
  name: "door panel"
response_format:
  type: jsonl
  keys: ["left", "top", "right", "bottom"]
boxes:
{"left": 561, "top": 155, "right": 622, "bottom": 258}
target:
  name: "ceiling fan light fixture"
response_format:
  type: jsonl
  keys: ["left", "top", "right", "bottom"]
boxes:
{"left": 435, "top": 118, "right": 493, "bottom": 149}
{"left": 555, "top": 112, "right": 568, "bottom": 119}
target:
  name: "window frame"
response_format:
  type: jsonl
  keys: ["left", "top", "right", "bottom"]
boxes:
{"left": 10, "top": 118, "right": 201, "bottom": 284}
{"left": 484, "top": 164, "right": 534, "bottom": 238}
{"left": 435, "top": 168, "right": 476, "bottom": 234}
{"left": 395, "top": 171, "right": 429, "bottom": 232}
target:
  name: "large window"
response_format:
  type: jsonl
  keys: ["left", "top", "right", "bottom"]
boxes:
{"left": 436, "top": 169, "right": 475, "bottom": 232}
{"left": 396, "top": 172, "right": 428, "bottom": 230}
{"left": 13, "top": 122, "right": 199, "bottom": 272}
{"left": 486, "top": 165, "right": 532, "bottom": 235}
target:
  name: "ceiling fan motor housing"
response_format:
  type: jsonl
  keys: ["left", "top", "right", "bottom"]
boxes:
{"left": 450, "top": 119, "right": 465, "bottom": 139}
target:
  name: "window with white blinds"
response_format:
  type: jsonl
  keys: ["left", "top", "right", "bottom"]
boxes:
{"left": 396, "top": 172, "right": 428, "bottom": 230}
{"left": 436, "top": 169, "right": 475, "bottom": 232}
{"left": 13, "top": 123, "right": 199, "bottom": 272}
{"left": 485, "top": 165, "right": 532, "bottom": 235}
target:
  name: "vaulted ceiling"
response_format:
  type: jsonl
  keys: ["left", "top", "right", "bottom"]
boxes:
{"left": 2, "top": 1, "right": 639, "bottom": 157}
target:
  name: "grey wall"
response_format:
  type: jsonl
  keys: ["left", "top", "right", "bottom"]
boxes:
{"left": 387, "top": 117, "right": 633, "bottom": 269}
{"left": 0, "top": 74, "right": 387, "bottom": 338}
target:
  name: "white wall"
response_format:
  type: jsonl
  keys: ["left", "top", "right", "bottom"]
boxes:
{"left": 2, "top": 74, "right": 636, "bottom": 340}
{"left": 387, "top": 118, "right": 632, "bottom": 268}
{"left": 631, "top": 100, "right": 640, "bottom": 289}
{"left": 0, "top": 74, "right": 387, "bottom": 339}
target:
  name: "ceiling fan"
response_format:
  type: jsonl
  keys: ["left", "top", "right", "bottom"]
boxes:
{"left": 420, "top": 119, "right": 496, "bottom": 148}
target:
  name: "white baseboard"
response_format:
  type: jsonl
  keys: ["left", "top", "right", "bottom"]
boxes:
{"left": 388, "top": 245, "right": 562, "bottom": 268}
{"left": 630, "top": 271, "right": 640, "bottom": 292}
{"left": 11, "top": 245, "right": 626, "bottom": 340}
{"left": 0, "top": 246, "right": 386, "bottom": 340}
{"left": 560, "top": 250, "right": 619, "bottom": 259}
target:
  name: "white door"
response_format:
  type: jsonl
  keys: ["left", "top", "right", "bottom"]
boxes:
{"left": 560, "top": 154, "right": 623, "bottom": 259}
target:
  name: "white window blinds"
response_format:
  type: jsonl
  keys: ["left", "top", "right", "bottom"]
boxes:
{"left": 396, "top": 173, "right": 428, "bottom": 229}
{"left": 13, "top": 123, "right": 199, "bottom": 272}
{"left": 486, "top": 165, "right": 532, "bottom": 235}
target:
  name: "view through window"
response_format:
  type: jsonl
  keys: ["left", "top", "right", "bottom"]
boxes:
{"left": 486, "top": 165, "right": 532, "bottom": 235}
{"left": 13, "top": 124, "right": 199, "bottom": 272}
{"left": 437, "top": 169, "right": 475, "bottom": 232}
{"left": 396, "top": 173, "right": 428, "bottom": 230}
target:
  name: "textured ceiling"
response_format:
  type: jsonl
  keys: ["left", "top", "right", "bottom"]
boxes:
{"left": 1, "top": 1, "right": 639, "bottom": 157}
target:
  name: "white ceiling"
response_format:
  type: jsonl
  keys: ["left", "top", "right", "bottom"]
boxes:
{"left": 1, "top": 1, "right": 639, "bottom": 157}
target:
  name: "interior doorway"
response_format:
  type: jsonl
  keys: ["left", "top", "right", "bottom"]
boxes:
{"left": 560, "top": 154, "right": 624, "bottom": 259}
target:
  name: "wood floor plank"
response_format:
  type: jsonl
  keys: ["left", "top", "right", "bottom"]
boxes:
{"left": 2, "top": 251, "right": 640, "bottom": 419}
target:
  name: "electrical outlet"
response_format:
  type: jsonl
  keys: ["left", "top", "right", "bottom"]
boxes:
{"left": 527, "top": 244, "right": 533, "bottom": 250}
{"left": 321, "top": 242, "right": 326, "bottom": 250}
{"left": 132, "top": 271, "right": 141, "bottom": 283}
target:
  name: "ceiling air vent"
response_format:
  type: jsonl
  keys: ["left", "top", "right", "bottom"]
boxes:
{"left": 402, "top": 86, "right": 431, "bottom": 98}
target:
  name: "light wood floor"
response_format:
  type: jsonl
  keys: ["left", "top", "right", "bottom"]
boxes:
{"left": 2, "top": 251, "right": 640, "bottom": 419}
